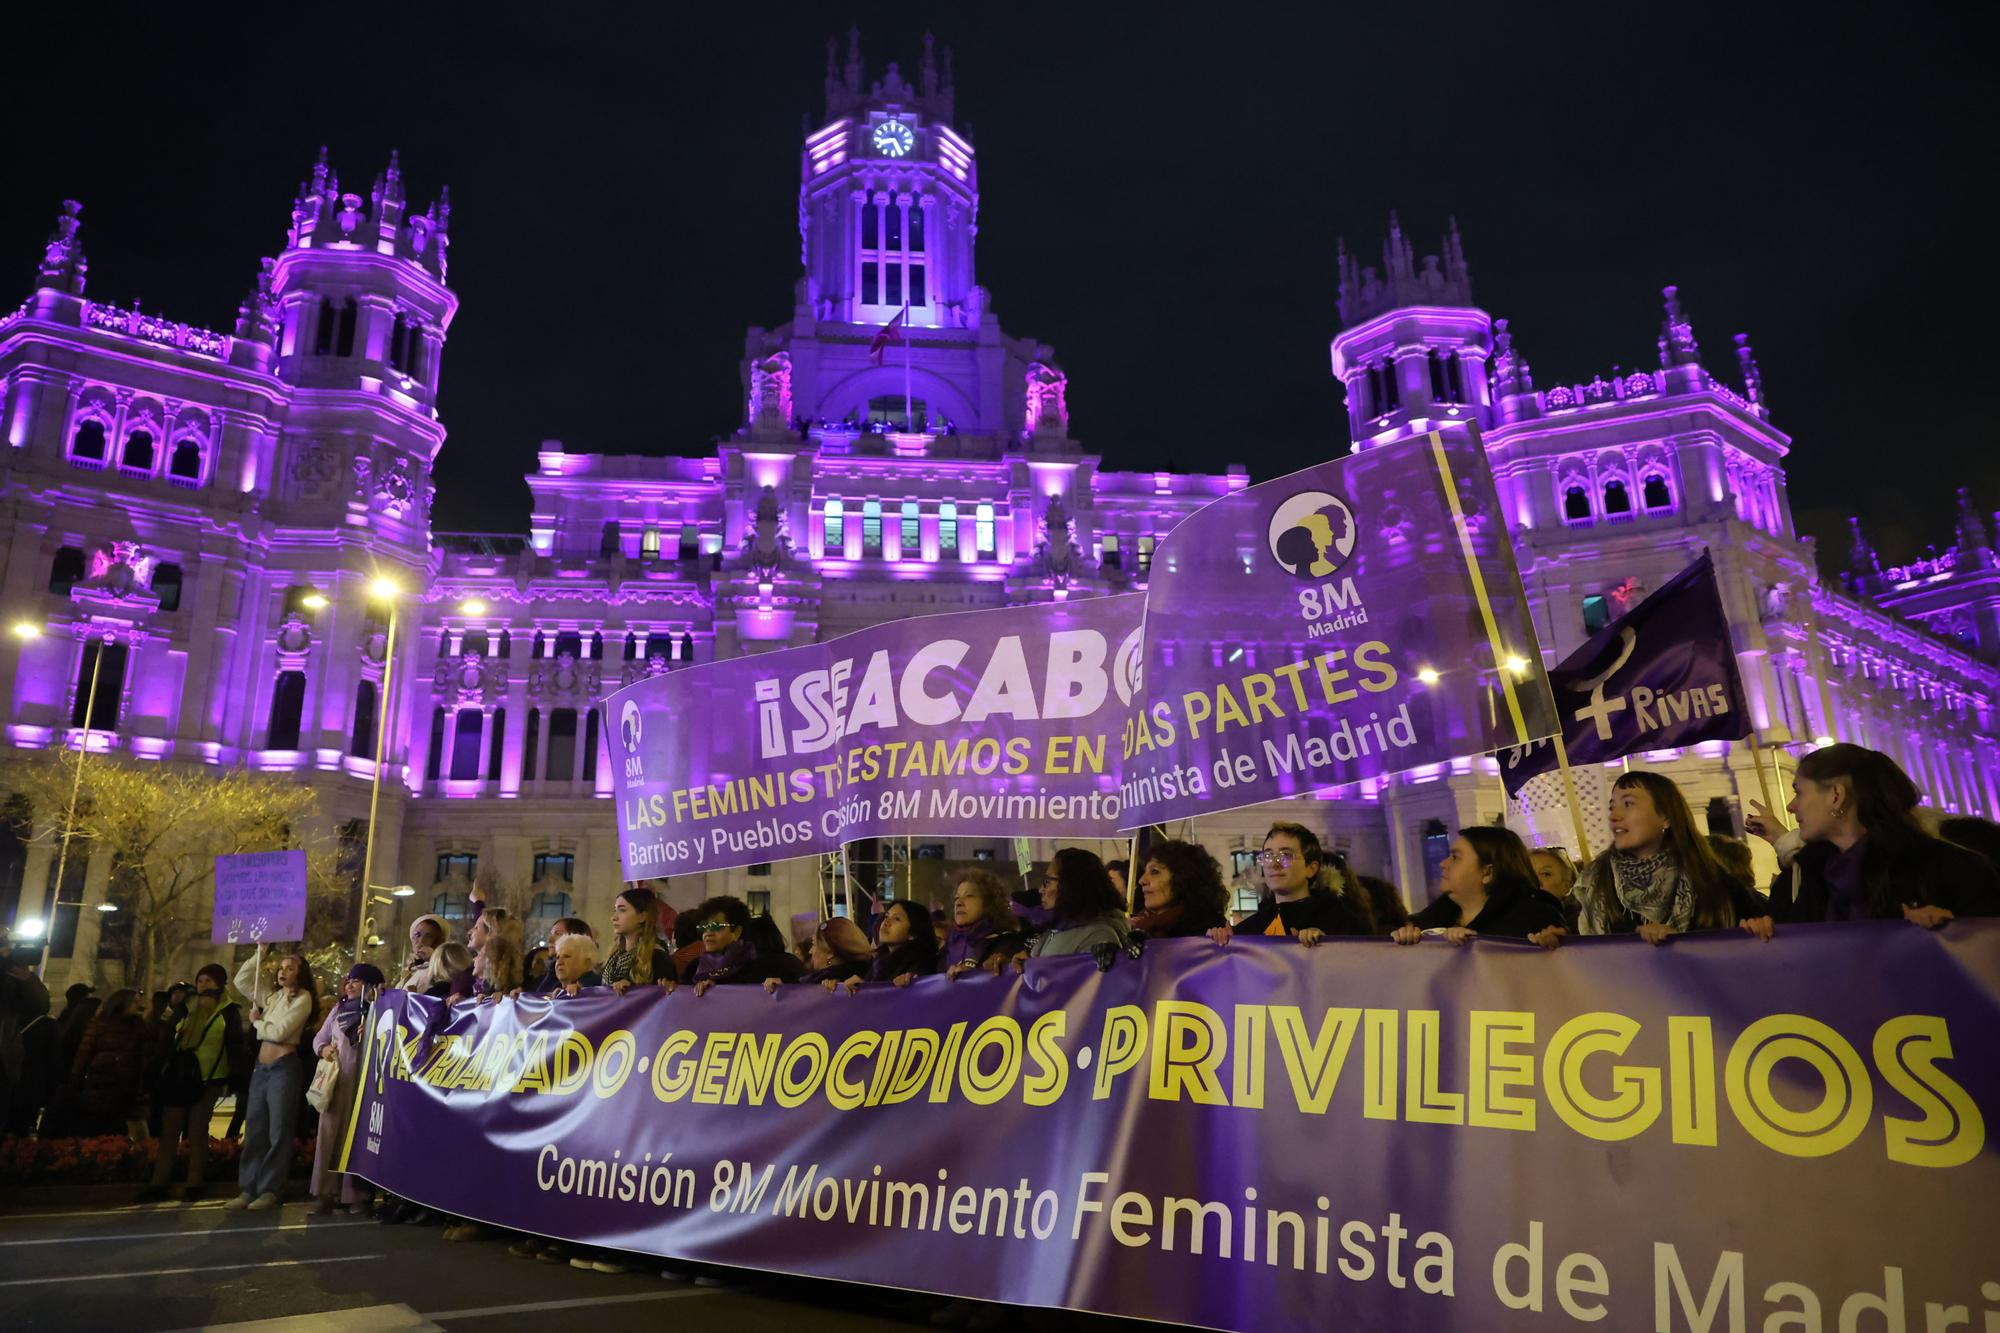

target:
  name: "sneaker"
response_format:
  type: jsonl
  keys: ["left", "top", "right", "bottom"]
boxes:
{"left": 570, "top": 1256, "right": 597, "bottom": 1270}
{"left": 246, "top": 1193, "right": 280, "bottom": 1211}
{"left": 592, "top": 1260, "right": 629, "bottom": 1275}
{"left": 536, "top": 1244, "right": 570, "bottom": 1264}
{"left": 311, "top": 1197, "right": 337, "bottom": 1216}
{"left": 692, "top": 1275, "right": 725, "bottom": 1288}
{"left": 223, "top": 1194, "right": 255, "bottom": 1211}
{"left": 441, "top": 1223, "right": 477, "bottom": 1242}
{"left": 509, "top": 1239, "right": 546, "bottom": 1259}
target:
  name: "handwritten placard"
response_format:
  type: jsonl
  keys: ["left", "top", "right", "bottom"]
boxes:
{"left": 212, "top": 850, "right": 308, "bottom": 945}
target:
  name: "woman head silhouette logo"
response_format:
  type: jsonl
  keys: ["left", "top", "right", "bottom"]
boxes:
{"left": 1267, "top": 490, "right": 1358, "bottom": 578}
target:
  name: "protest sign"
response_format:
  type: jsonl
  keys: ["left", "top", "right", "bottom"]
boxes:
{"left": 605, "top": 594, "right": 1143, "bottom": 878}
{"left": 211, "top": 849, "right": 308, "bottom": 944}
{"left": 1120, "top": 429, "right": 1558, "bottom": 826}
{"left": 343, "top": 922, "right": 2000, "bottom": 1331}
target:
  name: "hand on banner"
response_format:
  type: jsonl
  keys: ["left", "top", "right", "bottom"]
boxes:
{"left": 693, "top": 979, "right": 718, "bottom": 997}
{"left": 1902, "top": 903, "right": 1955, "bottom": 930}
{"left": 945, "top": 961, "right": 979, "bottom": 980}
{"left": 1443, "top": 927, "right": 1477, "bottom": 946}
{"left": 1739, "top": 915, "right": 1776, "bottom": 942}
{"left": 1636, "top": 922, "right": 1675, "bottom": 946}
{"left": 1296, "top": 928, "right": 1327, "bottom": 949}
{"left": 843, "top": 976, "right": 867, "bottom": 995}
{"left": 1389, "top": 924, "right": 1421, "bottom": 946}
{"left": 610, "top": 980, "right": 633, "bottom": 996}
{"left": 892, "top": 973, "right": 916, "bottom": 987}
{"left": 658, "top": 978, "right": 678, "bottom": 994}
{"left": 763, "top": 977, "right": 785, "bottom": 994}
{"left": 1205, "top": 926, "right": 1233, "bottom": 947}
{"left": 1744, "top": 800, "right": 1782, "bottom": 844}
{"left": 1006, "top": 950, "right": 1029, "bottom": 973}
{"left": 1528, "top": 925, "right": 1567, "bottom": 950}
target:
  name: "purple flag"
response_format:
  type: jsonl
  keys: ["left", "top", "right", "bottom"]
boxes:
{"left": 1120, "top": 429, "right": 1557, "bottom": 826}
{"left": 340, "top": 922, "right": 2000, "bottom": 1331}
{"left": 605, "top": 594, "right": 1143, "bottom": 878}
{"left": 1501, "top": 550, "right": 1749, "bottom": 796}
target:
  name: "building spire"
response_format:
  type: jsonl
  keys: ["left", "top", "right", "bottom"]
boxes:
{"left": 845, "top": 26, "right": 863, "bottom": 94}
{"left": 1444, "top": 216, "right": 1468, "bottom": 284}
{"left": 1658, "top": 285, "right": 1701, "bottom": 368}
{"left": 921, "top": 31, "right": 939, "bottom": 96}
{"left": 36, "top": 199, "right": 87, "bottom": 296}
{"left": 1848, "top": 516, "right": 1880, "bottom": 576}
{"left": 1733, "top": 332, "right": 1765, "bottom": 410}
{"left": 1490, "top": 317, "right": 1534, "bottom": 398}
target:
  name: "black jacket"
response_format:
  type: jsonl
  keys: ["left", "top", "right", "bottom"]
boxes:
{"left": 1409, "top": 886, "right": 1566, "bottom": 939}
{"left": 1232, "top": 890, "right": 1372, "bottom": 939}
{"left": 1769, "top": 835, "right": 2000, "bottom": 923}
{"left": 1132, "top": 905, "right": 1230, "bottom": 939}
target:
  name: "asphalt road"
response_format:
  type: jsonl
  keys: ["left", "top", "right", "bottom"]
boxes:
{"left": 0, "top": 1198, "right": 972, "bottom": 1331}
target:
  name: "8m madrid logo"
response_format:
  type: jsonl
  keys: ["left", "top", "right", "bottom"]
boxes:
{"left": 1268, "top": 489, "right": 1369, "bottom": 638}
{"left": 619, "top": 699, "right": 644, "bottom": 785}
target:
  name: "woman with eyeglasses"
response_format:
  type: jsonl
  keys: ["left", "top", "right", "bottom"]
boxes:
{"left": 1392, "top": 827, "right": 1566, "bottom": 947}
{"left": 684, "top": 896, "right": 772, "bottom": 994}
{"left": 999, "top": 848, "right": 1131, "bottom": 969}
{"left": 1131, "top": 840, "right": 1231, "bottom": 939}
{"left": 1209, "top": 822, "right": 1372, "bottom": 948}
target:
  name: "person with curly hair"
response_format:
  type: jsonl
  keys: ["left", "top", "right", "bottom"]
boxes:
{"left": 1000, "top": 848, "right": 1131, "bottom": 970}
{"left": 1131, "top": 840, "right": 1231, "bottom": 938}
{"left": 940, "top": 870, "right": 1023, "bottom": 978}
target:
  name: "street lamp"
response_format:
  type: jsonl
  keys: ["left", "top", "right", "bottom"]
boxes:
{"left": 32, "top": 622, "right": 110, "bottom": 979}
{"left": 356, "top": 577, "right": 401, "bottom": 964}
{"left": 10, "top": 622, "right": 40, "bottom": 640}
{"left": 459, "top": 597, "right": 487, "bottom": 617}
{"left": 300, "top": 592, "right": 330, "bottom": 611}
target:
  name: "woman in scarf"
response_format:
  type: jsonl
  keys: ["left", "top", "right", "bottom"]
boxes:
{"left": 939, "top": 870, "right": 1023, "bottom": 978}
{"left": 601, "top": 887, "right": 675, "bottom": 996}
{"left": 1130, "top": 840, "right": 1232, "bottom": 940}
{"left": 1573, "top": 770, "right": 1773, "bottom": 944}
{"left": 685, "top": 896, "right": 767, "bottom": 994}
{"left": 845, "top": 899, "right": 941, "bottom": 992}
{"left": 309, "top": 963, "right": 382, "bottom": 1216}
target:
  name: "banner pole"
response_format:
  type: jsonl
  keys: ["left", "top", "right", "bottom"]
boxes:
{"left": 1552, "top": 733, "right": 1593, "bottom": 862}
{"left": 1748, "top": 732, "right": 1779, "bottom": 829}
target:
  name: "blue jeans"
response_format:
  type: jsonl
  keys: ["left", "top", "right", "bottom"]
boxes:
{"left": 237, "top": 1058, "right": 304, "bottom": 1199}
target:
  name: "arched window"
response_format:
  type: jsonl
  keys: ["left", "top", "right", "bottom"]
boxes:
{"left": 531, "top": 631, "right": 546, "bottom": 659}
{"left": 1369, "top": 361, "right": 1397, "bottom": 416}
{"left": 151, "top": 562, "right": 183, "bottom": 613}
{"left": 437, "top": 629, "right": 453, "bottom": 656}
{"left": 49, "top": 546, "right": 86, "bottom": 594}
{"left": 583, "top": 708, "right": 601, "bottom": 782}
{"left": 461, "top": 630, "right": 490, "bottom": 659}
{"left": 71, "top": 419, "right": 108, "bottom": 465}
{"left": 425, "top": 706, "right": 447, "bottom": 780}
{"left": 546, "top": 709, "right": 578, "bottom": 782}
{"left": 678, "top": 631, "right": 694, "bottom": 663}
{"left": 497, "top": 630, "right": 512, "bottom": 659}
{"left": 588, "top": 631, "right": 603, "bottom": 661}
{"left": 623, "top": 632, "right": 639, "bottom": 661}
{"left": 351, "top": 680, "right": 378, "bottom": 757}
{"left": 335, "top": 300, "right": 358, "bottom": 358}
{"left": 553, "top": 630, "right": 582, "bottom": 660}
{"left": 267, "top": 671, "right": 307, "bottom": 751}
{"left": 1603, "top": 480, "right": 1632, "bottom": 516}
{"left": 169, "top": 439, "right": 202, "bottom": 486}
{"left": 314, "top": 299, "right": 336, "bottom": 356}
{"left": 1642, "top": 474, "right": 1672, "bottom": 511}
{"left": 1563, "top": 486, "right": 1591, "bottom": 523}
{"left": 522, "top": 708, "right": 541, "bottom": 781}
{"left": 488, "top": 707, "right": 507, "bottom": 781}
{"left": 122, "top": 429, "right": 155, "bottom": 472}
{"left": 449, "top": 709, "right": 483, "bottom": 780}
{"left": 823, "top": 500, "right": 845, "bottom": 551}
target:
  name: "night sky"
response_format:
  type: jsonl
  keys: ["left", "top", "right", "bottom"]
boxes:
{"left": 4, "top": 4, "right": 1990, "bottom": 571}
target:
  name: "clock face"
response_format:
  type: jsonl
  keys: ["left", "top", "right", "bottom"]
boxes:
{"left": 871, "top": 120, "right": 914, "bottom": 158}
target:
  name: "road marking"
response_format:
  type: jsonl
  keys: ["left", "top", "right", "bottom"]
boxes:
{"left": 423, "top": 1289, "right": 724, "bottom": 1319}
{"left": 0, "top": 1202, "right": 237, "bottom": 1221}
{"left": 0, "top": 1253, "right": 385, "bottom": 1287}
{"left": 0, "top": 1220, "right": 373, "bottom": 1247}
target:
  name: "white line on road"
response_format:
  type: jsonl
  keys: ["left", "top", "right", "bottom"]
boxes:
{"left": 0, "top": 1220, "right": 374, "bottom": 1247}
{"left": 0, "top": 1253, "right": 386, "bottom": 1288}
{"left": 0, "top": 1202, "right": 236, "bottom": 1221}
{"left": 422, "top": 1289, "right": 724, "bottom": 1319}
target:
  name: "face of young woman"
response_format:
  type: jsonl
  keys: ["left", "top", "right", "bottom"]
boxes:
{"left": 277, "top": 956, "right": 301, "bottom": 989}
{"left": 810, "top": 936, "right": 834, "bottom": 970}
{"left": 610, "top": 897, "right": 642, "bottom": 940}
{"left": 1788, "top": 775, "right": 1846, "bottom": 842}
{"left": 1436, "top": 837, "right": 1491, "bottom": 898}
{"left": 1139, "top": 860, "right": 1174, "bottom": 911}
{"left": 1529, "top": 852, "right": 1570, "bottom": 896}
{"left": 1260, "top": 835, "right": 1313, "bottom": 895}
{"left": 1608, "top": 786, "right": 1670, "bottom": 855}
{"left": 340, "top": 977, "right": 364, "bottom": 1000}
{"left": 952, "top": 882, "right": 985, "bottom": 928}
{"left": 699, "top": 917, "right": 741, "bottom": 953}
{"left": 468, "top": 918, "right": 490, "bottom": 952}
{"left": 877, "top": 907, "right": 912, "bottom": 947}
{"left": 1039, "top": 868, "right": 1061, "bottom": 911}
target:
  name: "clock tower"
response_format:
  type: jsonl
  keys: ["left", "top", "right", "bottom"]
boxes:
{"left": 799, "top": 30, "right": 978, "bottom": 330}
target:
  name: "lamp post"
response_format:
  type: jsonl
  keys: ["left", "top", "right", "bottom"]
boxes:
{"left": 17, "top": 621, "right": 120, "bottom": 981}
{"left": 355, "top": 578, "right": 401, "bottom": 965}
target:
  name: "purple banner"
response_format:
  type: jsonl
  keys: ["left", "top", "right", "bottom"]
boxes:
{"left": 1120, "top": 429, "right": 1558, "bottom": 826}
{"left": 1501, "top": 551, "right": 1750, "bottom": 796}
{"left": 341, "top": 923, "right": 2000, "bottom": 1331}
{"left": 605, "top": 594, "right": 1143, "bottom": 877}
{"left": 211, "top": 849, "right": 307, "bottom": 944}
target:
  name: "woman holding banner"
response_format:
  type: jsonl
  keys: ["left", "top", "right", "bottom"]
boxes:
{"left": 601, "top": 888, "right": 675, "bottom": 995}
{"left": 1573, "top": 771, "right": 1773, "bottom": 943}
{"left": 851, "top": 899, "right": 940, "bottom": 991}
{"left": 1771, "top": 744, "right": 2000, "bottom": 924}
{"left": 1002, "top": 849, "right": 1130, "bottom": 968}
{"left": 685, "top": 896, "right": 773, "bottom": 993}
{"left": 309, "top": 963, "right": 381, "bottom": 1216}
{"left": 1392, "top": 828, "right": 1564, "bottom": 945}
{"left": 940, "top": 870, "right": 1022, "bottom": 977}
{"left": 1131, "top": 840, "right": 1231, "bottom": 939}
{"left": 1208, "top": 823, "right": 1372, "bottom": 948}
{"left": 769, "top": 917, "right": 873, "bottom": 990}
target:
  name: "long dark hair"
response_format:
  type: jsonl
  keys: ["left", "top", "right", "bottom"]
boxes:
{"left": 1587, "top": 770, "right": 1738, "bottom": 928}
{"left": 1048, "top": 848, "right": 1125, "bottom": 924}
{"left": 1457, "top": 827, "right": 1540, "bottom": 901}
{"left": 1142, "top": 840, "right": 1230, "bottom": 920}
{"left": 873, "top": 899, "right": 940, "bottom": 977}
{"left": 1795, "top": 743, "right": 1934, "bottom": 916}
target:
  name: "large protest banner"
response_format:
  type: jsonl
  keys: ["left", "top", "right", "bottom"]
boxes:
{"left": 1120, "top": 429, "right": 1558, "bottom": 827}
{"left": 605, "top": 594, "right": 1143, "bottom": 877}
{"left": 1502, "top": 550, "right": 1750, "bottom": 797}
{"left": 341, "top": 923, "right": 2000, "bottom": 1331}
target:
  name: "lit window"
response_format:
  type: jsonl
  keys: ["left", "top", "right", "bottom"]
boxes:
{"left": 435, "top": 852, "right": 477, "bottom": 883}
{"left": 640, "top": 526, "right": 660, "bottom": 559}
{"left": 533, "top": 853, "right": 575, "bottom": 884}
{"left": 678, "top": 525, "right": 699, "bottom": 561}
{"left": 863, "top": 500, "right": 882, "bottom": 555}
{"left": 1582, "top": 595, "right": 1610, "bottom": 633}
{"left": 867, "top": 396, "right": 926, "bottom": 427}
{"left": 899, "top": 501, "right": 919, "bottom": 559}
{"left": 975, "top": 503, "right": 995, "bottom": 558}
{"left": 1101, "top": 534, "right": 1121, "bottom": 569}
{"left": 856, "top": 193, "right": 927, "bottom": 316}
{"left": 1138, "top": 536, "right": 1155, "bottom": 576}
{"left": 824, "top": 499, "right": 845, "bottom": 550}
{"left": 939, "top": 502, "right": 958, "bottom": 554}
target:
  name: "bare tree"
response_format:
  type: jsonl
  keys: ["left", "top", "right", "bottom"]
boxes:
{"left": 3, "top": 749, "right": 349, "bottom": 993}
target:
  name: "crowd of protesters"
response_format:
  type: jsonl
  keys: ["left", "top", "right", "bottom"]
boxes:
{"left": 0, "top": 739, "right": 1994, "bottom": 1250}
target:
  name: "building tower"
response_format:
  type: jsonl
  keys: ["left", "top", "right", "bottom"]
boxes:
{"left": 1328, "top": 215, "right": 1489, "bottom": 449}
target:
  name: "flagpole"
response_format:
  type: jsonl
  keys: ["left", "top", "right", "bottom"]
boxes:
{"left": 1748, "top": 732, "right": 1779, "bottom": 830}
{"left": 1552, "top": 733, "right": 1594, "bottom": 861}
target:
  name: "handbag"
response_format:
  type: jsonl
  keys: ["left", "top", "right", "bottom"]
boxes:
{"left": 305, "top": 1052, "right": 341, "bottom": 1112}
{"left": 156, "top": 1005, "right": 228, "bottom": 1108}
